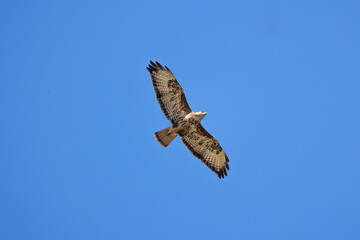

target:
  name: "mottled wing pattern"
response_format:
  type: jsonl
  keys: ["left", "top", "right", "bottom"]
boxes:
{"left": 179, "top": 124, "right": 230, "bottom": 178}
{"left": 147, "top": 61, "right": 192, "bottom": 125}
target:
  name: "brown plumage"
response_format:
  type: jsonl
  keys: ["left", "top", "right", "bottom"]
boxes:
{"left": 147, "top": 61, "right": 229, "bottom": 179}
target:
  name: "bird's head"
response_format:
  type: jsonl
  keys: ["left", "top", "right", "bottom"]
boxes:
{"left": 195, "top": 111, "right": 207, "bottom": 121}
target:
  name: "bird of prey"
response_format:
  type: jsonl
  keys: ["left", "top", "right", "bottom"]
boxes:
{"left": 147, "top": 61, "right": 230, "bottom": 178}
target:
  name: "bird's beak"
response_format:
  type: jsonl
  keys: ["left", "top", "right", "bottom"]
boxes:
{"left": 201, "top": 112, "right": 207, "bottom": 120}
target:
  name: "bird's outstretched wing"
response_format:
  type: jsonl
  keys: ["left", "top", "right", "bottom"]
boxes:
{"left": 147, "top": 61, "right": 192, "bottom": 125}
{"left": 179, "top": 124, "right": 229, "bottom": 178}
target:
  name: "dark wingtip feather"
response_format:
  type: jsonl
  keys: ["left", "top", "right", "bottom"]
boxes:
{"left": 146, "top": 61, "right": 157, "bottom": 73}
{"left": 216, "top": 166, "right": 228, "bottom": 179}
{"left": 147, "top": 60, "right": 172, "bottom": 73}
{"left": 155, "top": 62, "right": 164, "bottom": 70}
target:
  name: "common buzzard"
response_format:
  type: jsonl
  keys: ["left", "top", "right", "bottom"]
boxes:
{"left": 147, "top": 61, "right": 230, "bottom": 179}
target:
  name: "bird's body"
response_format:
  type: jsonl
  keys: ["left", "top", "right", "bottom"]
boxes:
{"left": 147, "top": 61, "right": 229, "bottom": 178}
{"left": 172, "top": 111, "right": 207, "bottom": 133}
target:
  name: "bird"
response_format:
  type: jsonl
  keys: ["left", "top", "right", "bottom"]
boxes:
{"left": 146, "top": 61, "right": 230, "bottom": 178}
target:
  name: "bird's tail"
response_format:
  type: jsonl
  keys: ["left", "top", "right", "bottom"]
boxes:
{"left": 154, "top": 126, "right": 178, "bottom": 147}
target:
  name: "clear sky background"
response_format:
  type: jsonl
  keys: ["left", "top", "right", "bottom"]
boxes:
{"left": 1, "top": 0, "right": 359, "bottom": 239}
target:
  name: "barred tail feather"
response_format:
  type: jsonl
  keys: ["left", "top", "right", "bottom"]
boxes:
{"left": 155, "top": 126, "right": 178, "bottom": 147}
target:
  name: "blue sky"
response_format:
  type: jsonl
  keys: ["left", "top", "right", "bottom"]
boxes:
{"left": 1, "top": 0, "right": 359, "bottom": 239}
